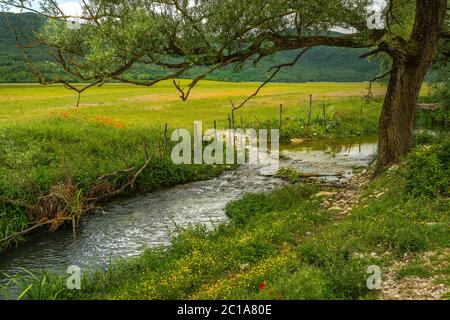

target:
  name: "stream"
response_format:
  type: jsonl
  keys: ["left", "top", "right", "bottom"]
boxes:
{"left": 0, "top": 137, "right": 378, "bottom": 281}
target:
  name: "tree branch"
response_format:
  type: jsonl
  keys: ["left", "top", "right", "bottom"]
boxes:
{"left": 231, "top": 47, "right": 310, "bottom": 112}
{"left": 366, "top": 70, "right": 392, "bottom": 98}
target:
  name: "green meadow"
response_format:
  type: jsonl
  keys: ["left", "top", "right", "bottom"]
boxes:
{"left": 0, "top": 81, "right": 389, "bottom": 127}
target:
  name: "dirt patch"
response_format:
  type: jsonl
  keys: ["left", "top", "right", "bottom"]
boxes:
{"left": 318, "top": 171, "right": 449, "bottom": 300}
{"left": 380, "top": 250, "right": 450, "bottom": 300}
{"left": 319, "top": 169, "right": 371, "bottom": 218}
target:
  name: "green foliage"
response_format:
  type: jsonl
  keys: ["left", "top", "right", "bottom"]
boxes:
{"left": 254, "top": 266, "right": 329, "bottom": 300}
{"left": 275, "top": 167, "right": 304, "bottom": 184}
{"left": 391, "top": 225, "right": 429, "bottom": 254}
{"left": 0, "top": 13, "right": 381, "bottom": 83}
{"left": 413, "top": 131, "right": 438, "bottom": 146}
{"left": 278, "top": 97, "right": 381, "bottom": 142}
{"left": 406, "top": 143, "right": 449, "bottom": 198}
{"left": 225, "top": 184, "right": 319, "bottom": 224}
{"left": 430, "top": 36, "right": 450, "bottom": 111}
{"left": 0, "top": 118, "right": 225, "bottom": 249}
{"left": 416, "top": 109, "right": 450, "bottom": 127}
{"left": 297, "top": 242, "right": 373, "bottom": 299}
{"left": 396, "top": 262, "right": 433, "bottom": 280}
{"left": 3, "top": 148, "right": 449, "bottom": 300}
{"left": 0, "top": 269, "right": 68, "bottom": 300}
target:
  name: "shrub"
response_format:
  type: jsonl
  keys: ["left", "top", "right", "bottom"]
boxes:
{"left": 396, "top": 262, "right": 432, "bottom": 279}
{"left": 266, "top": 266, "right": 328, "bottom": 300}
{"left": 225, "top": 185, "right": 318, "bottom": 224}
{"left": 391, "top": 225, "right": 429, "bottom": 255}
{"left": 413, "top": 131, "right": 437, "bottom": 146}
{"left": 324, "top": 257, "right": 371, "bottom": 300}
{"left": 297, "top": 243, "right": 372, "bottom": 299}
{"left": 406, "top": 146, "right": 448, "bottom": 198}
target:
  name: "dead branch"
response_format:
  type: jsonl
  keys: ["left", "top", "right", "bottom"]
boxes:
{"left": 230, "top": 47, "right": 310, "bottom": 112}
{"left": 0, "top": 142, "right": 154, "bottom": 248}
{"left": 366, "top": 70, "right": 392, "bottom": 98}
{"left": 98, "top": 167, "right": 134, "bottom": 181}
{"left": 0, "top": 217, "right": 71, "bottom": 246}
{"left": 94, "top": 143, "right": 153, "bottom": 202}
{"left": 297, "top": 173, "right": 345, "bottom": 178}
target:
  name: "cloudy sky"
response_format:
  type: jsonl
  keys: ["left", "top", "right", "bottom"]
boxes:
{"left": 7, "top": 0, "right": 82, "bottom": 15}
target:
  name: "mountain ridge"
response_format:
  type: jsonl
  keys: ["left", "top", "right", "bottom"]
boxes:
{"left": 0, "top": 12, "right": 381, "bottom": 83}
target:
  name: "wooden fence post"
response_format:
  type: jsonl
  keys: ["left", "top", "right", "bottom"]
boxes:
{"left": 231, "top": 109, "right": 235, "bottom": 130}
{"left": 307, "top": 94, "right": 312, "bottom": 127}
{"left": 279, "top": 104, "right": 283, "bottom": 130}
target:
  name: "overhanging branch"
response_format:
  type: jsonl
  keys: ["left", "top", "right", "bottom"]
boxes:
{"left": 230, "top": 47, "right": 310, "bottom": 112}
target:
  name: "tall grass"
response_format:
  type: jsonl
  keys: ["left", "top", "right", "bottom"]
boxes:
{"left": 0, "top": 117, "right": 227, "bottom": 250}
{"left": 2, "top": 135, "right": 448, "bottom": 300}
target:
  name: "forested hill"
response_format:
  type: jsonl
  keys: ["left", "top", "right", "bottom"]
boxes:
{"left": 0, "top": 12, "right": 381, "bottom": 83}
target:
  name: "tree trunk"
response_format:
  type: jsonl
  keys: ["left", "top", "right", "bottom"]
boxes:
{"left": 375, "top": 0, "right": 447, "bottom": 174}
{"left": 376, "top": 61, "right": 424, "bottom": 171}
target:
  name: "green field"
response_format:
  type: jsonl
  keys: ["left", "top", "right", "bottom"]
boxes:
{"left": 0, "top": 81, "right": 389, "bottom": 127}
{"left": 3, "top": 135, "right": 449, "bottom": 300}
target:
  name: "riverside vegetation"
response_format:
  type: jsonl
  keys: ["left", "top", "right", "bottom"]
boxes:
{"left": 1, "top": 132, "right": 448, "bottom": 300}
{"left": 0, "top": 81, "right": 448, "bottom": 300}
{"left": 0, "top": 81, "right": 391, "bottom": 249}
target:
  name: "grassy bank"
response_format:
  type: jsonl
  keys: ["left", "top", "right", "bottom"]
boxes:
{"left": 0, "top": 117, "right": 227, "bottom": 250}
{"left": 4, "top": 135, "right": 448, "bottom": 300}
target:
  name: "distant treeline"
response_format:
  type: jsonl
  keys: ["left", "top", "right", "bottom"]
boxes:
{"left": 0, "top": 12, "right": 382, "bottom": 83}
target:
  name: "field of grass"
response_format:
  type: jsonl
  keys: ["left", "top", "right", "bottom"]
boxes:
{"left": 0, "top": 80, "right": 434, "bottom": 248}
{"left": 0, "top": 81, "right": 390, "bottom": 128}
{"left": 3, "top": 136, "right": 447, "bottom": 300}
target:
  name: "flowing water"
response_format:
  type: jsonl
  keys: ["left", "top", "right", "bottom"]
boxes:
{"left": 0, "top": 137, "right": 378, "bottom": 280}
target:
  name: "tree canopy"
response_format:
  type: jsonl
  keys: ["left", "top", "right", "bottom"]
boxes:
{"left": 0, "top": 13, "right": 382, "bottom": 83}
{"left": 1, "top": 0, "right": 387, "bottom": 95}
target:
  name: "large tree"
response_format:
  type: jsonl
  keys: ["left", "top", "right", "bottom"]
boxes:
{"left": 2, "top": 0, "right": 449, "bottom": 173}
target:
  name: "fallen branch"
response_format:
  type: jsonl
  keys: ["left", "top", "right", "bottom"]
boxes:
{"left": 297, "top": 173, "right": 345, "bottom": 178}
{"left": 98, "top": 167, "right": 134, "bottom": 181}
{"left": 94, "top": 144, "right": 153, "bottom": 202}
{"left": 0, "top": 143, "right": 154, "bottom": 249}
{"left": 0, "top": 217, "right": 71, "bottom": 246}
{"left": 0, "top": 196, "right": 35, "bottom": 211}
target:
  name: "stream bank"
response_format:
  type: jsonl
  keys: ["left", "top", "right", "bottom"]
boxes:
{"left": 0, "top": 137, "right": 378, "bottom": 280}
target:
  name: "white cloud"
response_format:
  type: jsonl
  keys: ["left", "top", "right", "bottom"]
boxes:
{"left": 59, "top": 1, "right": 82, "bottom": 16}
{"left": 2, "top": 0, "right": 82, "bottom": 16}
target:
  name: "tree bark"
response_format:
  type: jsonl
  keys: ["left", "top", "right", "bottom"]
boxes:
{"left": 376, "top": 60, "right": 426, "bottom": 172}
{"left": 375, "top": 0, "right": 447, "bottom": 174}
